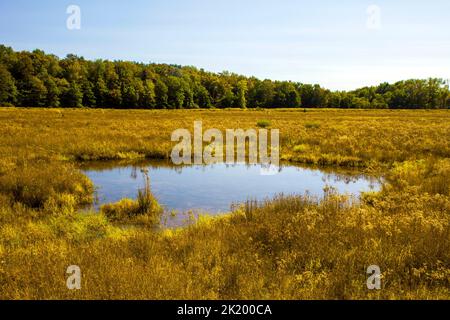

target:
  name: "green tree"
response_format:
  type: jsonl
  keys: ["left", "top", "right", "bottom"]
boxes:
{"left": 165, "top": 76, "right": 185, "bottom": 108}
{"left": 1, "top": 46, "right": 449, "bottom": 109}
{"left": 19, "top": 76, "right": 47, "bottom": 107}
{"left": 104, "top": 62, "right": 122, "bottom": 107}
{"left": 43, "top": 76, "right": 60, "bottom": 107}
{"left": 370, "top": 94, "right": 388, "bottom": 109}
{"left": 181, "top": 77, "right": 195, "bottom": 108}
{"left": 249, "top": 79, "right": 275, "bottom": 108}
{"left": 273, "top": 82, "right": 301, "bottom": 108}
{"left": 154, "top": 79, "right": 168, "bottom": 108}
{"left": 94, "top": 77, "right": 108, "bottom": 108}
{"left": 81, "top": 80, "right": 96, "bottom": 107}
{"left": 194, "top": 85, "right": 211, "bottom": 108}
{"left": 61, "top": 82, "right": 83, "bottom": 107}
{"left": 0, "top": 65, "right": 17, "bottom": 105}
{"left": 141, "top": 80, "right": 156, "bottom": 108}
{"left": 237, "top": 80, "right": 248, "bottom": 108}
{"left": 299, "top": 84, "right": 329, "bottom": 108}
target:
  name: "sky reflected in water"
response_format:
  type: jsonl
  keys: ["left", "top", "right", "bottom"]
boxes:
{"left": 82, "top": 161, "right": 381, "bottom": 215}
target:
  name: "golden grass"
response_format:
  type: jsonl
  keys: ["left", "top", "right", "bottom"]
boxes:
{"left": 0, "top": 108, "right": 449, "bottom": 299}
{"left": 100, "top": 170, "right": 162, "bottom": 225}
{"left": 1, "top": 108, "right": 449, "bottom": 166}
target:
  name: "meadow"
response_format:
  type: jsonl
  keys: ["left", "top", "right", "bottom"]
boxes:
{"left": 0, "top": 108, "right": 449, "bottom": 299}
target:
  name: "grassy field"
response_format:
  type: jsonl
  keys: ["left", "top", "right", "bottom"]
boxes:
{"left": 0, "top": 108, "right": 449, "bottom": 299}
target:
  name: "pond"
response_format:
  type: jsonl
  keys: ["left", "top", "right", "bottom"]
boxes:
{"left": 81, "top": 160, "right": 381, "bottom": 219}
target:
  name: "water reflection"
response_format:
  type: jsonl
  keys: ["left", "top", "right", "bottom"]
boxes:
{"left": 80, "top": 160, "right": 381, "bottom": 216}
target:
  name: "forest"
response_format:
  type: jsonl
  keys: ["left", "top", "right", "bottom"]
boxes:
{"left": 0, "top": 45, "right": 449, "bottom": 109}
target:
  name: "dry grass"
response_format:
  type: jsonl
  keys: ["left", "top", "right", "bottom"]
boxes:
{"left": 0, "top": 108, "right": 449, "bottom": 166}
{"left": 0, "top": 108, "right": 449, "bottom": 299}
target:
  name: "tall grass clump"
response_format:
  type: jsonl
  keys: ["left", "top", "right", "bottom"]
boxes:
{"left": 256, "top": 120, "right": 271, "bottom": 128}
{"left": 0, "top": 161, "right": 93, "bottom": 209}
{"left": 101, "top": 169, "right": 162, "bottom": 225}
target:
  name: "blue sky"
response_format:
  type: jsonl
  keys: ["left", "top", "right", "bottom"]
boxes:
{"left": 1, "top": 0, "right": 449, "bottom": 90}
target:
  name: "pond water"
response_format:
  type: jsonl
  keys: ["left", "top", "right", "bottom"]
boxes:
{"left": 81, "top": 160, "right": 380, "bottom": 216}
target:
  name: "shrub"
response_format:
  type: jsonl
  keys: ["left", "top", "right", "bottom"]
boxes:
{"left": 304, "top": 122, "right": 320, "bottom": 129}
{"left": 293, "top": 144, "right": 309, "bottom": 153}
{"left": 256, "top": 120, "right": 271, "bottom": 128}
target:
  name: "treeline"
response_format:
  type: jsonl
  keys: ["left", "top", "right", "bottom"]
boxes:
{"left": 0, "top": 45, "right": 449, "bottom": 109}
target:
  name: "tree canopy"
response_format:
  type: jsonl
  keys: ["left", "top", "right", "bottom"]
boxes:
{"left": 0, "top": 45, "right": 449, "bottom": 109}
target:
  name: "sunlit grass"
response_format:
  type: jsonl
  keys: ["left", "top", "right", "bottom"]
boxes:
{"left": 0, "top": 108, "right": 449, "bottom": 299}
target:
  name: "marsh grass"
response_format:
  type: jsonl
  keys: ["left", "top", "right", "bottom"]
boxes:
{"left": 100, "top": 169, "right": 162, "bottom": 225}
{"left": 0, "top": 161, "right": 94, "bottom": 209}
{"left": 0, "top": 108, "right": 449, "bottom": 299}
{"left": 1, "top": 108, "right": 449, "bottom": 168}
{"left": 1, "top": 161, "right": 448, "bottom": 299}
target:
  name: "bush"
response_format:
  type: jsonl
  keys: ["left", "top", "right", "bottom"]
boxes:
{"left": 293, "top": 144, "right": 309, "bottom": 153}
{"left": 256, "top": 120, "right": 271, "bottom": 128}
{"left": 304, "top": 122, "right": 320, "bottom": 129}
